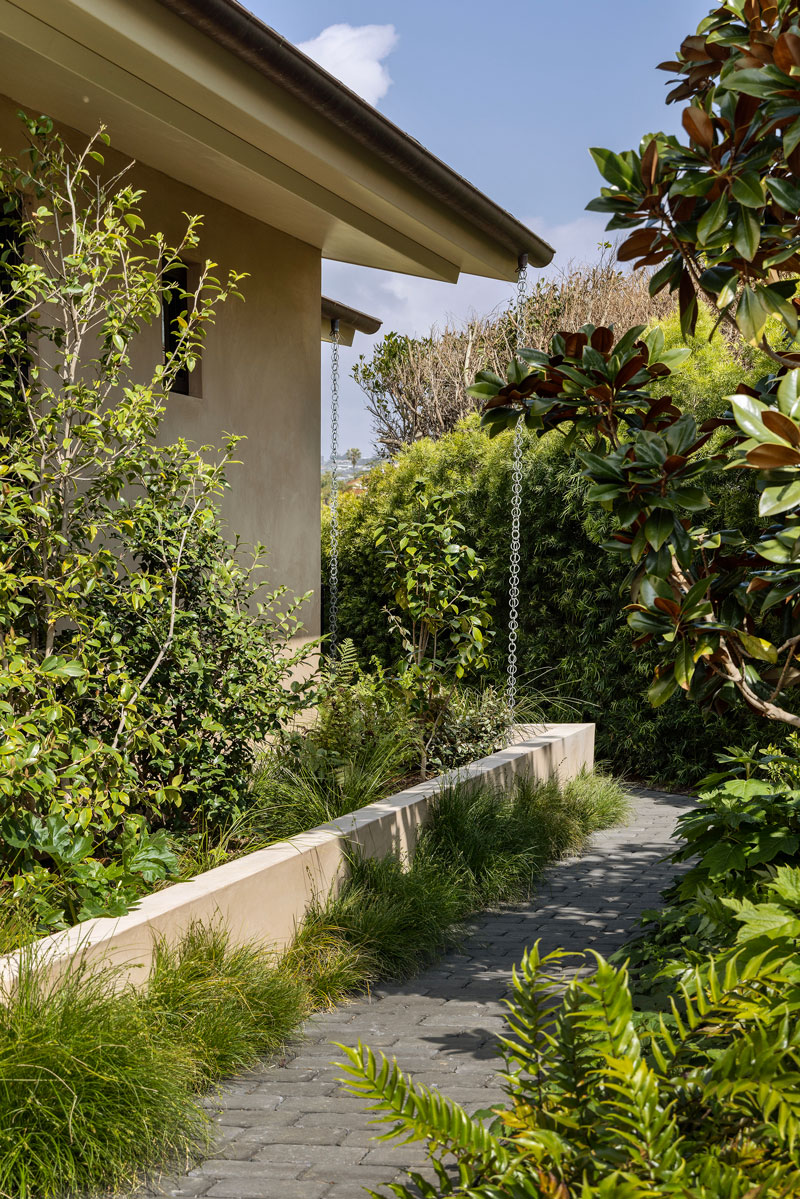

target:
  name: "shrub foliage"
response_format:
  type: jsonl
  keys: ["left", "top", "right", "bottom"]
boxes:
{"left": 0, "top": 116, "right": 312, "bottom": 931}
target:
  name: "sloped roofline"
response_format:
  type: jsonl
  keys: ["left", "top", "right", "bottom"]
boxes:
{"left": 154, "top": 0, "right": 554, "bottom": 269}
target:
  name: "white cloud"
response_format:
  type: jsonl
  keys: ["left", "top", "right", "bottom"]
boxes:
{"left": 531, "top": 212, "right": 614, "bottom": 273}
{"left": 298, "top": 24, "right": 398, "bottom": 107}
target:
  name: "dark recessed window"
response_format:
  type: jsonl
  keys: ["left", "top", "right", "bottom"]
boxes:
{"left": 0, "top": 200, "right": 26, "bottom": 409}
{"left": 162, "top": 262, "right": 195, "bottom": 396}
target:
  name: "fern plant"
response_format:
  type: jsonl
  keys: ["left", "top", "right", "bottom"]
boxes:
{"left": 339, "top": 938, "right": 800, "bottom": 1197}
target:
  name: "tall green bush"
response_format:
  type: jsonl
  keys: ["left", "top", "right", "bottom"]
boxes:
{"left": 323, "top": 415, "right": 765, "bottom": 786}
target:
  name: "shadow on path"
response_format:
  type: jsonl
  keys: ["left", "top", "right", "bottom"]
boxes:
{"left": 146, "top": 787, "right": 693, "bottom": 1199}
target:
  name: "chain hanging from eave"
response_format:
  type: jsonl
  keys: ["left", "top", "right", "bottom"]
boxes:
{"left": 507, "top": 254, "right": 528, "bottom": 720}
{"left": 328, "top": 320, "right": 341, "bottom": 655}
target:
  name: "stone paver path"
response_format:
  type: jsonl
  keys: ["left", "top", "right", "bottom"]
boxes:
{"left": 152, "top": 787, "right": 693, "bottom": 1199}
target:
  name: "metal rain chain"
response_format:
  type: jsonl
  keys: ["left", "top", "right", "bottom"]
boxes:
{"left": 328, "top": 318, "right": 341, "bottom": 654}
{"left": 507, "top": 253, "right": 528, "bottom": 719}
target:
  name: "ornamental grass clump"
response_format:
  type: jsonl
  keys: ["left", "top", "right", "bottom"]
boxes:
{"left": 144, "top": 923, "right": 307, "bottom": 1084}
{"left": 300, "top": 771, "right": 629, "bottom": 987}
{"left": 419, "top": 771, "right": 628, "bottom": 908}
{"left": 0, "top": 954, "right": 207, "bottom": 1199}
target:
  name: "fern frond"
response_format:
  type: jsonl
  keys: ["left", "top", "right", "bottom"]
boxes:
{"left": 500, "top": 942, "right": 585, "bottom": 1109}
{"left": 337, "top": 1041, "right": 509, "bottom": 1168}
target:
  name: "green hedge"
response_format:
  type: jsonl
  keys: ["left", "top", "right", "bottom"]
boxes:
{"left": 322, "top": 414, "right": 763, "bottom": 789}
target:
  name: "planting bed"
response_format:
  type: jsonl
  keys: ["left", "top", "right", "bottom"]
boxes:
{"left": 0, "top": 723, "right": 593, "bottom": 992}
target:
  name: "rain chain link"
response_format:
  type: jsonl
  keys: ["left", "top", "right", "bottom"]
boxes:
{"left": 328, "top": 320, "right": 340, "bottom": 654}
{"left": 507, "top": 254, "right": 528, "bottom": 718}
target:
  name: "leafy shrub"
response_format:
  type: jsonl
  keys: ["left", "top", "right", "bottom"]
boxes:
{"left": 323, "top": 422, "right": 765, "bottom": 787}
{"left": 0, "top": 812, "right": 177, "bottom": 929}
{"left": 625, "top": 741, "right": 800, "bottom": 996}
{"left": 375, "top": 484, "right": 495, "bottom": 777}
{"left": 341, "top": 935, "right": 800, "bottom": 1198}
{"left": 425, "top": 684, "right": 512, "bottom": 775}
{"left": 0, "top": 118, "right": 313, "bottom": 934}
{"left": 313, "top": 639, "right": 416, "bottom": 768}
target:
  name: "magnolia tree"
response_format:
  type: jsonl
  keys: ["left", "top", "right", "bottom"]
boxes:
{"left": 471, "top": 0, "right": 800, "bottom": 730}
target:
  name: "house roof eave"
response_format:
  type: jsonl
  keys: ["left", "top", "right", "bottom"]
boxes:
{"left": 154, "top": 0, "right": 554, "bottom": 273}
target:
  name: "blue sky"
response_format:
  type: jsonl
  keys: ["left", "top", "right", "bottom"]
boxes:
{"left": 247, "top": 0, "right": 710, "bottom": 452}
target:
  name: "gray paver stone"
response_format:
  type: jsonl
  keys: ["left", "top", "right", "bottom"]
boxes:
{"left": 150, "top": 788, "right": 691, "bottom": 1199}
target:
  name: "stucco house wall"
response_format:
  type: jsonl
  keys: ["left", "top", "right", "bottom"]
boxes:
{"left": 0, "top": 97, "right": 322, "bottom": 637}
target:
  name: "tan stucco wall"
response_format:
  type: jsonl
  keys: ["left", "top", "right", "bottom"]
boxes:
{"left": 0, "top": 97, "right": 322, "bottom": 636}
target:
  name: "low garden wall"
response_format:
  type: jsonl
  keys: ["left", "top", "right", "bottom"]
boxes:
{"left": 1, "top": 722, "right": 594, "bottom": 992}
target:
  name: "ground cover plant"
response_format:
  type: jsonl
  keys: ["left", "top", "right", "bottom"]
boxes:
{"left": 0, "top": 769, "right": 626, "bottom": 1198}
{"left": 0, "top": 116, "right": 314, "bottom": 939}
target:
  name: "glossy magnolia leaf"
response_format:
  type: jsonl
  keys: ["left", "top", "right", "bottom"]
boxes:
{"left": 759, "top": 285, "right": 799, "bottom": 336}
{"left": 767, "top": 175, "right": 800, "bottom": 213}
{"left": 466, "top": 382, "right": 501, "bottom": 399}
{"left": 731, "top": 394, "right": 771, "bottom": 441}
{"left": 696, "top": 194, "right": 729, "bottom": 244}
{"left": 682, "top": 104, "right": 714, "bottom": 149}
{"left": 724, "top": 67, "right": 785, "bottom": 100}
{"left": 638, "top": 574, "right": 674, "bottom": 609}
{"left": 736, "top": 631, "right": 778, "bottom": 664}
{"left": 648, "top": 669, "right": 678, "bottom": 708}
{"left": 642, "top": 325, "right": 665, "bottom": 361}
{"left": 517, "top": 348, "right": 550, "bottom": 367}
{"left": 736, "top": 286, "right": 769, "bottom": 344}
{"left": 474, "top": 369, "right": 506, "bottom": 387}
{"left": 731, "top": 171, "right": 766, "bottom": 209}
{"left": 746, "top": 443, "right": 800, "bottom": 468}
{"left": 674, "top": 640, "right": 695, "bottom": 691}
{"left": 755, "top": 535, "right": 796, "bottom": 563}
{"left": 587, "top": 482, "right": 622, "bottom": 504}
{"left": 670, "top": 486, "right": 711, "bottom": 511}
{"left": 760, "top": 479, "right": 800, "bottom": 516}
{"left": 506, "top": 358, "right": 529, "bottom": 386}
{"left": 644, "top": 510, "right": 674, "bottom": 550}
{"left": 778, "top": 371, "right": 800, "bottom": 420}
{"left": 732, "top": 207, "right": 760, "bottom": 262}
{"left": 589, "top": 147, "right": 636, "bottom": 191}
{"left": 784, "top": 114, "right": 800, "bottom": 159}
{"left": 660, "top": 347, "right": 691, "bottom": 370}
{"left": 716, "top": 271, "right": 740, "bottom": 310}
{"left": 762, "top": 409, "right": 800, "bottom": 448}
{"left": 649, "top": 255, "right": 682, "bottom": 297}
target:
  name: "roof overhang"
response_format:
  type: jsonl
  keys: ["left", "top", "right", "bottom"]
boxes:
{"left": 321, "top": 297, "right": 381, "bottom": 348}
{"left": 0, "top": 0, "right": 553, "bottom": 282}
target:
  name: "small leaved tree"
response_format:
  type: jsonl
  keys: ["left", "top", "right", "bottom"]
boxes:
{"left": 0, "top": 115, "right": 313, "bottom": 928}
{"left": 375, "top": 483, "right": 493, "bottom": 777}
{"left": 471, "top": 0, "right": 800, "bottom": 732}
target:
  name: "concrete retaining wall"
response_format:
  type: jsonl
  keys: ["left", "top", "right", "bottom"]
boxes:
{"left": 0, "top": 723, "right": 594, "bottom": 991}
